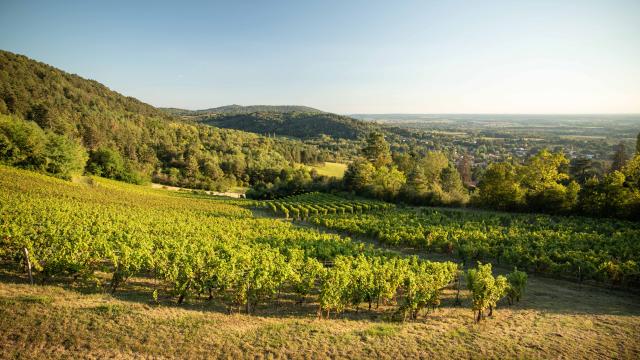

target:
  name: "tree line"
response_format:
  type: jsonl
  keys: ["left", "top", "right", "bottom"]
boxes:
{"left": 339, "top": 131, "right": 640, "bottom": 220}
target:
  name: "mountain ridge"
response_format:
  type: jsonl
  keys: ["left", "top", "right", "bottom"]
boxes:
{"left": 161, "top": 104, "right": 324, "bottom": 116}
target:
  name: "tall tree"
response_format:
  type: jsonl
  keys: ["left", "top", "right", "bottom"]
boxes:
{"left": 636, "top": 132, "right": 640, "bottom": 155}
{"left": 343, "top": 159, "right": 376, "bottom": 192}
{"left": 611, "top": 142, "right": 628, "bottom": 172}
{"left": 457, "top": 154, "right": 472, "bottom": 186}
{"left": 362, "top": 132, "right": 391, "bottom": 168}
{"left": 369, "top": 166, "right": 406, "bottom": 200}
{"left": 520, "top": 149, "right": 569, "bottom": 192}
{"left": 570, "top": 157, "right": 600, "bottom": 184}
{"left": 474, "top": 162, "right": 525, "bottom": 211}
{"left": 402, "top": 165, "right": 429, "bottom": 202}
{"left": 392, "top": 151, "right": 414, "bottom": 174}
{"left": 624, "top": 154, "right": 640, "bottom": 189}
{"left": 440, "top": 165, "right": 469, "bottom": 204}
{"left": 520, "top": 149, "right": 578, "bottom": 213}
{"left": 419, "top": 151, "right": 449, "bottom": 185}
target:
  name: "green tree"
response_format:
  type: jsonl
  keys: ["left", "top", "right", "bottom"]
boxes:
{"left": 439, "top": 165, "right": 469, "bottom": 205}
{"left": 44, "top": 133, "right": 88, "bottom": 179}
{"left": 570, "top": 157, "right": 601, "bottom": 184}
{"left": 520, "top": 149, "right": 569, "bottom": 192}
{"left": 457, "top": 154, "right": 472, "bottom": 186}
{"left": 579, "top": 171, "right": 633, "bottom": 218}
{"left": 393, "top": 152, "right": 415, "bottom": 173}
{"left": 419, "top": 151, "right": 449, "bottom": 185}
{"left": 0, "top": 115, "right": 85, "bottom": 179}
{"left": 611, "top": 142, "right": 627, "bottom": 172}
{"left": 27, "top": 103, "right": 53, "bottom": 130}
{"left": 368, "top": 166, "right": 406, "bottom": 200}
{"left": 402, "top": 165, "right": 429, "bottom": 202}
{"left": 520, "top": 150, "right": 578, "bottom": 213}
{"left": 344, "top": 159, "right": 376, "bottom": 192}
{"left": 185, "top": 155, "right": 200, "bottom": 179}
{"left": 474, "top": 162, "right": 525, "bottom": 211}
{"left": 0, "top": 114, "right": 48, "bottom": 169}
{"left": 362, "top": 132, "right": 391, "bottom": 168}
{"left": 624, "top": 155, "right": 640, "bottom": 189}
{"left": 0, "top": 98, "right": 8, "bottom": 115}
{"left": 86, "top": 147, "right": 126, "bottom": 179}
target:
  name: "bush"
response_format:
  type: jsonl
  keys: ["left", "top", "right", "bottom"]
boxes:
{"left": 0, "top": 114, "right": 87, "bottom": 179}
{"left": 86, "top": 147, "right": 145, "bottom": 184}
{"left": 506, "top": 268, "right": 528, "bottom": 305}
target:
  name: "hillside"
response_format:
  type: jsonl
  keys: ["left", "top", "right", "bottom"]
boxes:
{"left": 162, "top": 104, "right": 323, "bottom": 116}
{"left": 198, "top": 111, "right": 381, "bottom": 140}
{"left": 0, "top": 50, "right": 328, "bottom": 189}
{"left": 1, "top": 166, "right": 639, "bottom": 359}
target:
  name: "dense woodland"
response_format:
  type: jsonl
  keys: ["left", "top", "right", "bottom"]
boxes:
{"left": 0, "top": 50, "right": 330, "bottom": 190}
{"left": 162, "top": 104, "right": 323, "bottom": 116}
{"left": 197, "top": 111, "right": 378, "bottom": 140}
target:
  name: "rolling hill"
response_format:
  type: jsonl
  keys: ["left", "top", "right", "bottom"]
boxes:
{"left": 162, "top": 104, "right": 324, "bottom": 116}
{"left": 0, "top": 50, "right": 328, "bottom": 189}
{"left": 198, "top": 111, "right": 381, "bottom": 140}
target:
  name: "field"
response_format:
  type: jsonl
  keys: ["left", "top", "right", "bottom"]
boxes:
{"left": 308, "top": 162, "right": 348, "bottom": 178}
{"left": 1, "top": 166, "right": 639, "bottom": 359}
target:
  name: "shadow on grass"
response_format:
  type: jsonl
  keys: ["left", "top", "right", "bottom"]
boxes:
{"left": 283, "top": 215, "right": 640, "bottom": 316}
{"left": 2, "top": 259, "right": 639, "bottom": 323}
{"left": 0, "top": 267, "right": 398, "bottom": 322}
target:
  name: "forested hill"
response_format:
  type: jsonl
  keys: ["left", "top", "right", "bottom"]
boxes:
{"left": 198, "top": 111, "right": 381, "bottom": 140}
{"left": 162, "top": 104, "right": 323, "bottom": 116}
{"left": 0, "top": 50, "right": 329, "bottom": 189}
{"left": 0, "top": 51, "right": 171, "bottom": 128}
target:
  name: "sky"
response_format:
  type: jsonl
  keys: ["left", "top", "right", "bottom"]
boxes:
{"left": 1, "top": 0, "right": 639, "bottom": 114}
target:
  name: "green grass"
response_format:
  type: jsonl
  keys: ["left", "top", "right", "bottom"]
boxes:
{"left": 305, "top": 162, "right": 348, "bottom": 178}
{"left": 359, "top": 324, "right": 401, "bottom": 337}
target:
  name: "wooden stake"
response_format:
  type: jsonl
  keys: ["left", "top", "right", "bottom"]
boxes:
{"left": 23, "top": 248, "right": 33, "bottom": 285}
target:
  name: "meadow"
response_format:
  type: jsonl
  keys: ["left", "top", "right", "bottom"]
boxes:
{"left": 306, "top": 162, "right": 348, "bottom": 179}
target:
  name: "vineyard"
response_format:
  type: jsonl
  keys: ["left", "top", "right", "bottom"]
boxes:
{"left": 309, "top": 207, "right": 640, "bottom": 287}
{"left": 260, "top": 192, "right": 394, "bottom": 220}
{"left": 1, "top": 166, "right": 465, "bottom": 318}
{"left": 2, "top": 167, "right": 640, "bottom": 358}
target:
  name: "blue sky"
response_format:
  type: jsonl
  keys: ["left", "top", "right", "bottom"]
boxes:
{"left": 1, "top": 0, "right": 639, "bottom": 113}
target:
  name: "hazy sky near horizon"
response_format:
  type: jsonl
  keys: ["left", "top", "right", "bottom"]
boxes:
{"left": 1, "top": 0, "right": 639, "bottom": 114}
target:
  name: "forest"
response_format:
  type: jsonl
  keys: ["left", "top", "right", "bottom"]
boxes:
{"left": 0, "top": 50, "right": 330, "bottom": 190}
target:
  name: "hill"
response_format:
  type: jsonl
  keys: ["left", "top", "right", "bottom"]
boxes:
{"left": 0, "top": 50, "right": 328, "bottom": 189}
{"left": 162, "top": 104, "right": 324, "bottom": 116}
{"left": 198, "top": 111, "right": 381, "bottom": 140}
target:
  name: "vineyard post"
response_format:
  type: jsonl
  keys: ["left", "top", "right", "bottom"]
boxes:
{"left": 578, "top": 266, "right": 581, "bottom": 283}
{"left": 23, "top": 248, "right": 33, "bottom": 285}
{"left": 454, "top": 270, "right": 461, "bottom": 305}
